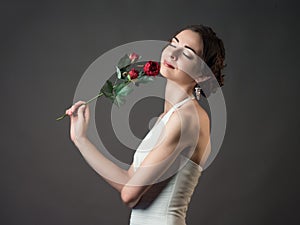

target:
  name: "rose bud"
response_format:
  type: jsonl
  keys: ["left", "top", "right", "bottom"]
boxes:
{"left": 129, "top": 52, "right": 139, "bottom": 63}
{"left": 129, "top": 68, "right": 139, "bottom": 79}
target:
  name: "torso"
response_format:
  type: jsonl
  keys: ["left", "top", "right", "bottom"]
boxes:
{"left": 128, "top": 97, "right": 210, "bottom": 177}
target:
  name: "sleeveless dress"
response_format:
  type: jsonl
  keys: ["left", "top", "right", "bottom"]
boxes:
{"left": 129, "top": 96, "right": 203, "bottom": 225}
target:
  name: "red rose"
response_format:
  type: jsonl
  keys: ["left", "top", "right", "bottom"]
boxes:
{"left": 129, "top": 68, "right": 139, "bottom": 79}
{"left": 143, "top": 61, "right": 160, "bottom": 76}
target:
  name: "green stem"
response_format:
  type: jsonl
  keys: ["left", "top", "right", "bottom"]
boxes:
{"left": 56, "top": 79, "right": 133, "bottom": 121}
{"left": 85, "top": 92, "right": 104, "bottom": 104}
{"left": 55, "top": 92, "right": 104, "bottom": 121}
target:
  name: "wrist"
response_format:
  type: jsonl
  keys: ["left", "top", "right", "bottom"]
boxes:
{"left": 73, "top": 136, "right": 89, "bottom": 147}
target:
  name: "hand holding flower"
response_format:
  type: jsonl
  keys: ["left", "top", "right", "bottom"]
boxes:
{"left": 66, "top": 101, "right": 90, "bottom": 143}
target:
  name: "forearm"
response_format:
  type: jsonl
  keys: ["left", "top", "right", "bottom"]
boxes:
{"left": 74, "top": 137, "right": 129, "bottom": 193}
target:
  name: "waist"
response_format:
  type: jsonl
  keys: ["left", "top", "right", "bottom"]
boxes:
{"left": 130, "top": 175, "right": 189, "bottom": 222}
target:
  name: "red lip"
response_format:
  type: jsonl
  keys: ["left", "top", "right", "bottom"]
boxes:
{"left": 163, "top": 60, "right": 175, "bottom": 69}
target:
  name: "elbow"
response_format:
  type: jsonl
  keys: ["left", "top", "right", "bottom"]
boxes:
{"left": 121, "top": 189, "right": 139, "bottom": 208}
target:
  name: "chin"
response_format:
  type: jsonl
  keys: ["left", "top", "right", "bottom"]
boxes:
{"left": 160, "top": 67, "right": 172, "bottom": 79}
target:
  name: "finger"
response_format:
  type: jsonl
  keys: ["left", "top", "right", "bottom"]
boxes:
{"left": 71, "top": 101, "right": 86, "bottom": 115}
{"left": 65, "top": 109, "right": 72, "bottom": 116}
{"left": 84, "top": 104, "right": 90, "bottom": 124}
{"left": 77, "top": 104, "right": 86, "bottom": 122}
{"left": 71, "top": 101, "right": 85, "bottom": 112}
{"left": 75, "top": 100, "right": 86, "bottom": 106}
{"left": 70, "top": 108, "right": 78, "bottom": 122}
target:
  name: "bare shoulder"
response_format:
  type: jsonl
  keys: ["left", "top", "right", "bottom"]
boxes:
{"left": 175, "top": 99, "right": 211, "bottom": 165}
{"left": 177, "top": 99, "right": 210, "bottom": 130}
{"left": 159, "top": 99, "right": 210, "bottom": 140}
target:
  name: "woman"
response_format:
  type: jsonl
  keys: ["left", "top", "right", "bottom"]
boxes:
{"left": 66, "top": 24, "right": 226, "bottom": 225}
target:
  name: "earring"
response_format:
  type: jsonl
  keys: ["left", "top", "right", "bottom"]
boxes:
{"left": 195, "top": 86, "right": 201, "bottom": 100}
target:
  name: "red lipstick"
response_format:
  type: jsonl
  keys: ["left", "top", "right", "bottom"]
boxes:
{"left": 163, "top": 60, "right": 175, "bottom": 69}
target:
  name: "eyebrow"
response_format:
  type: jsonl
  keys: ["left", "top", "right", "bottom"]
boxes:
{"left": 173, "top": 36, "right": 198, "bottom": 55}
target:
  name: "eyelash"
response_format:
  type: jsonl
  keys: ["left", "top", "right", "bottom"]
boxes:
{"left": 168, "top": 43, "right": 192, "bottom": 59}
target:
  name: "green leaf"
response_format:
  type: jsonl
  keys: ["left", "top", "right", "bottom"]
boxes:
{"left": 101, "top": 80, "right": 114, "bottom": 97}
{"left": 116, "top": 66, "right": 122, "bottom": 79}
{"left": 127, "top": 74, "right": 131, "bottom": 81}
{"left": 114, "top": 95, "right": 126, "bottom": 107}
{"left": 114, "top": 82, "right": 127, "bottom": 94}
{"left": 117, "top": 54, "right": 131, "bottom": 69}
{"left": 115, "top": 83, "right": 133, "bottom": 97}
{"left": 134, "top": 76, "right": 154, "bottom": 86}
{"left": 108, "top": 95, "right": 116, "bottom": 101}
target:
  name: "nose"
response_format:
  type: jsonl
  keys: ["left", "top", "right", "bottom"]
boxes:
{"left": 169, "top": 47, "right": 181, "bottom": 61}
{"left": 170, "top": 54, "right": 177, "bottom": 61}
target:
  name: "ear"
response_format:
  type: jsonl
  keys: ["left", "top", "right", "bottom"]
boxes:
{"left": 195, "top": 75, "right": 211, "bottom": 83}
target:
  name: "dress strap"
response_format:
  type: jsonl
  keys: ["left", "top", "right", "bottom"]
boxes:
{"left": 160, "top": 95, "right": 195, "bottom": 124}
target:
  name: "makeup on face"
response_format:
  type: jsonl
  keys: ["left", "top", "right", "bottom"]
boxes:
{"left": 171, "top": 37, "right": 198, "bottom": 58}
{"left": 161, "top": 41, "right": 206, "bottom": 80}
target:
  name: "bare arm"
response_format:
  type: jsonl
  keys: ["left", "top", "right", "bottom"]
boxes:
{"left": 74, "top": 137, "right": 131, "bottom": 192}
{"left": 67, "top": 101, "right": 189, "bottom": 208}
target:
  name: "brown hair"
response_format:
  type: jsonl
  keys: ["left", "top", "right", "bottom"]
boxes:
{"left": 170, "top": 24, "right": 226, "bottom": 98}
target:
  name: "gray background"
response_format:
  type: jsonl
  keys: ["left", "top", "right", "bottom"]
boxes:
{"left": 1, "top": 0, "right": 299, "bottom": 224}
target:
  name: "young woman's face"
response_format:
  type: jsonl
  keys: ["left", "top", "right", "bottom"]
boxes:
{"left": 160, "top": 29, "right": 205, "bottom": 85}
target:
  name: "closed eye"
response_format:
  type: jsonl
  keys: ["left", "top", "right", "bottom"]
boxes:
{"left": 168, "top": 43, "right": 193, "bottom": 59}
{"left": 183, "top": 53, "right": 192, "bottom": 59}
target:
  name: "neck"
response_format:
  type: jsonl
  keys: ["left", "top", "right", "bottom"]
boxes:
{"left": 163, "top": 80, "right": 195, "bottom": 113}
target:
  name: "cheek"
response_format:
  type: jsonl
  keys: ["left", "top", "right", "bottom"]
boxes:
{"left": 177, "top": 60, "right": 200, "bottom": 80}
{"left": 177, "top": 60, "right": 193, "bottom": 74}
{"left": 161, "top": 46, "right": 170, "bottom": 59}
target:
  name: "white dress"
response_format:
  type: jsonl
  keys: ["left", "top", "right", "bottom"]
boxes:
{"left": 129, "top": 96, "right": 203, "bottom": 225}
